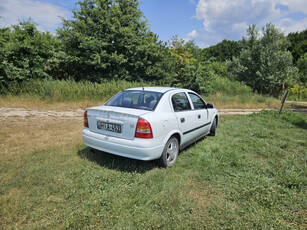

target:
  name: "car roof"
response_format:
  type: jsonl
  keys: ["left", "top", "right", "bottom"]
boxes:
{"left": 125, "top": 87, "right": 179, "bottom": 93}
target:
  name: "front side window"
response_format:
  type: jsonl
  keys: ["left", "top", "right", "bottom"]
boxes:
{"left": 171, "top": 92, "right": 191, "bottom": 112}
{"left": 188, "top": 93, "right": 206, "bottom": 110}
{"left": 105, "top": 90, "right": 162, "bottom": 111}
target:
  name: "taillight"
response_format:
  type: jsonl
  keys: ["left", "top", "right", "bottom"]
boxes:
{"left": 84, "top": 110, "right": 89, "bottom": 128}
{"left": 135, "top": 119, "right": 153, "bottom": 139}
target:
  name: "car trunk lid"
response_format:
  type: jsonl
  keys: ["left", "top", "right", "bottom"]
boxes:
{"left": 87, "top": 106, "right": 150, "bottom": 140}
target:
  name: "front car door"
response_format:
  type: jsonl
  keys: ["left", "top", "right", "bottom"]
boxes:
{"left": 187, "top": 92, "right": 212, "bottom": 136}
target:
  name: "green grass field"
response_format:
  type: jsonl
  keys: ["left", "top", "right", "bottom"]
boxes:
{"left": 0, "top": 111, "right": 306, "bottom": 229}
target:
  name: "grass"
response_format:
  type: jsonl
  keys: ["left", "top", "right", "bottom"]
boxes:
{"left": 0, "top": 111, "right": 306, "bottom": 229}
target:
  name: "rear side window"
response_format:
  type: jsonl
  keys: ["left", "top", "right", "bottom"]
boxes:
{"left": 105, "top": 90, "right": 162, "bottom": 111}
{"left": 188, "top": 93, "right": 206, "bottom": 109}
{"left": 172, "top": 92, "right": 191, "bottom": 112}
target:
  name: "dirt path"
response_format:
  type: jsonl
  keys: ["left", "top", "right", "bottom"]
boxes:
{"left": 0, "top": 108, "right": 84, "bottom": 117}
{"left": 1, "top": 107, "right": 306, "bottom": 117}
{"left": 286, "top": 101, "right": 307, "bottom": 105}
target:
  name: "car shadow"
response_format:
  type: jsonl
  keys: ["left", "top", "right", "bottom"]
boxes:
{"left": 77, "top": 147, "right": 157, "bottom": 173}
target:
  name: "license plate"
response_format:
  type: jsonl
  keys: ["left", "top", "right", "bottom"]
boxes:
{"left": 97, "top": 121, "right": 122, "bottom": 133}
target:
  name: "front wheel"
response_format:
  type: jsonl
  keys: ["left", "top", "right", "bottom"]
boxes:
{"left": 156, "top": 137, "right": 179, "bottom": 168}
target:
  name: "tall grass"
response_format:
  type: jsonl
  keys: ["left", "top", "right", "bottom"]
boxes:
{"left": 0, "top": 78, "right": 282, "bottom": 108}
{"left": 0, "top": 79, "right": 156, "bottom": 102}
{"left": 207, "top": 78, "right": 280, "bottom": 108}
{"left": 210, "top": 77, "right": 253, "bottom": 97}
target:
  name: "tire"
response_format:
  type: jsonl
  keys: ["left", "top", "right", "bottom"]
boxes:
{"left": 209, "top": 118, "right": 216, "bottom": 136}
{"left": 156, "top": 137, "right": 179, "bottom": 168}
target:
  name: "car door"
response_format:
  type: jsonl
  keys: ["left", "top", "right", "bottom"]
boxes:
{"left": 187, "top": 92, "right": 212, "bottom": 136}
{"left": 171, "top": 92, "right": 199, "bottom": 147}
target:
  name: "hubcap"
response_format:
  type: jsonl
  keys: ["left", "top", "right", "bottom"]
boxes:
{"left": 166, "top": 139, "right": 178, "bottom": 163}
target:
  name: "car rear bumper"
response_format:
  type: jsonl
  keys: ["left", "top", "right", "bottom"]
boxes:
{"left": 82, "top": 128, "right": 164, "bottom": 161}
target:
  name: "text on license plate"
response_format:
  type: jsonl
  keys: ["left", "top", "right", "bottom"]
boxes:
{"left": 97, "top": 121, "right": 122, "bottom": 133}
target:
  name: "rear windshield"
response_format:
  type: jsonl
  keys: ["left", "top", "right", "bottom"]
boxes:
{"left": 105, "top": 90, "right": 163, "bottom": 111}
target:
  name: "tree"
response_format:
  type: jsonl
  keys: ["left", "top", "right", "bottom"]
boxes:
{"left": 227, "top": 23, "right": 297, "bottom": 96}
{"left": 297, "top": 53, "right": 307, "bottom": 84}
{"left": 0, "top": 20, "right": 58, "bottom": 85}
{"left": 201, "top": 39, "right": 240, "bottom": 62}
{"left": 288, "top": 29, "right": 307, "bottom": 64}
{"left": 57, "top": 0, "right": 161, "bottom": 82}
{"left": 166, "top": 36, "right": 225, "bottom": 95}
{"left": 168, "top": 36, "right": 196, "bottom": 87}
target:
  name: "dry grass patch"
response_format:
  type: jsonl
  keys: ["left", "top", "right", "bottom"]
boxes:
{"left": 0, "top": 95, "right": 105, "bottom": 110}
{"left": 0, "top": 116, "right": 83, "bottom": 157}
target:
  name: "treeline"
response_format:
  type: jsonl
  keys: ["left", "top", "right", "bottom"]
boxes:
{"left": 0, "top": 0, "right": 306, "bottom": 97}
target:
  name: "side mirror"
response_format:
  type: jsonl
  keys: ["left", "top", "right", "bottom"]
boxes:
{"left": 205, "top": 103, "right": 214, "bottom": 109}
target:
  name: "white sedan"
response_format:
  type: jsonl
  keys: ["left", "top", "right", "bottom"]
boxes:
{"left": 82, "top": 87, "right": 219, "bottom": 167}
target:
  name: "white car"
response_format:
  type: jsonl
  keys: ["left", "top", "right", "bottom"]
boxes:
{"left": 82, "top": 87, "right": 219, "bottom": 167}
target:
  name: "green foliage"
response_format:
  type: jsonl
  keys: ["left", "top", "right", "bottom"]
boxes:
{"left": 297, "top": 53, "right": 307, "bottom": 84}
{"left": 194, "top": 61, "right": 228, "bottom": 95}
{"left": 288, "top": 29, "right": 307, "bottom": 64}
{"left": 288, "top": 83, "right": 307, "bottom": 101}
{"left": 185, "top": 40, "right": 203, "bottom": 62}
{"left": 57, "top": 0, "right": 165, "bottom": 82}
{"left": 210, "top": 77, "right": 252, "bottom": 96}
{"left": 167, "top": 37, "right": 228, "bottom": 95}
{"left": 0, "top": 20, "right": 59, "bottom": 84}
{"left": 227, "top": 23, "right": 298, "bottom": 96}
{"left": 168, "top": 36, "right": 196, "bottom": 87}
{"left": 201, "top": 39, "right": 241, "bottom": 62}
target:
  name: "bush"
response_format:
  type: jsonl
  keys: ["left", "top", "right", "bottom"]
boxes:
{"left": 288, "top": 84, "right": 307, "bottom": 101}
{"left": 210, "top": 77, "right": 253, "bottom": 96}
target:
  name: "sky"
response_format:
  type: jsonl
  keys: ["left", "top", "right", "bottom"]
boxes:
{"left": 0, "top": 0, "right": 306, "bottom": 47}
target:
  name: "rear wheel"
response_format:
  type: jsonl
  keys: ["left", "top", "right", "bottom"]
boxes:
{"left": 156, "top": 137, "right": 179, "bottom": 168}
{"left": 209, "top": 118, "right": 216, "bottom": 136}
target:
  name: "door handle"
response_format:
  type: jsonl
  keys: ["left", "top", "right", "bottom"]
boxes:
{"left": 198, "top": 115, "right": 201, "bottom": 119}
{"left": 180, "top": 118, "right": 185, "bottom": 123}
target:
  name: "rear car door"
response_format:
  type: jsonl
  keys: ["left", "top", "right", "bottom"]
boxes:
{"left": 171, "top": 92, "right": 198, "bottom": 146}
{"left": 188, "top": 92, "right": 211, "bottom": 135}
